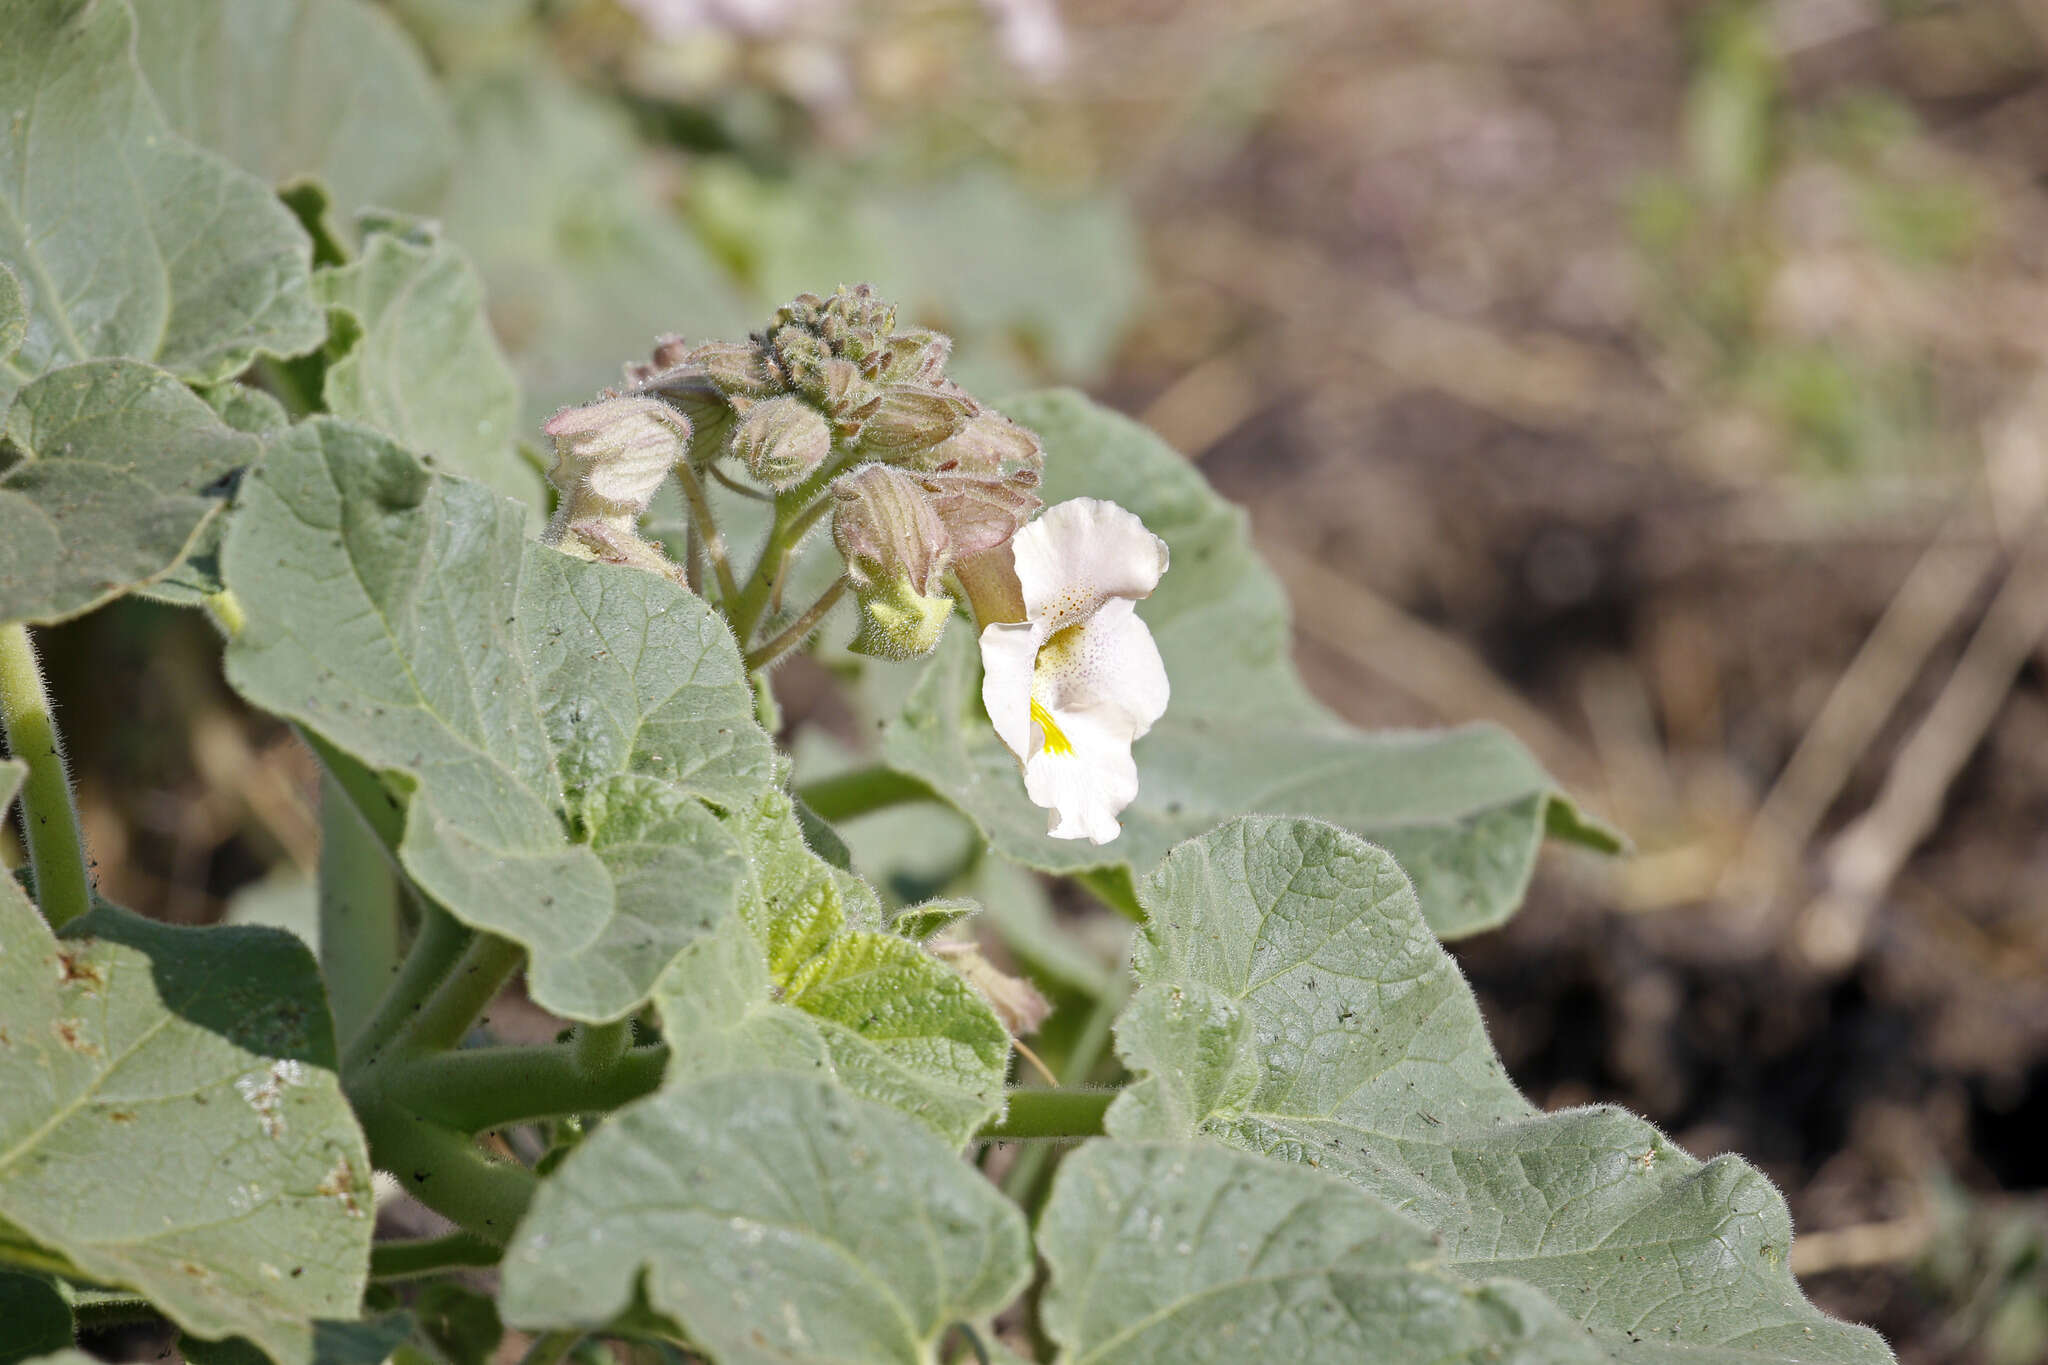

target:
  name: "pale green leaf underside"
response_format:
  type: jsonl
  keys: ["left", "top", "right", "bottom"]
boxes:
{"left": 0, "top": 360, "right": 262, "bottom": 625}
{"left": 220, "top": 420, "right": 774, "bottom": 1021}
{"left": 0, "top": 0, "right": 322, "bottom": 408}
{"left": 652, "top": 793, "right": 1012, "bottom": 1148}
{"left": 1040, "top": 1140, "right": 1608, "bottom": 1364}
{"left": 0, "top": 265, "right": 23, "bottom": 368}
{"left": 500, "top": 1071, "right": 1032, "bottom": 1365}
{"left": 313, "top": 224, "right": 543, "bottom": 512}
{"left": 1108, "top": 816, "right": 1891, "bottom": 1363}
{"left": 882, "top": 390, "right": 1617, "bottom": 939}
{"left": 0, "top": 898, "right": 371, "bottom": 1365}
{"left": 438, "top": 72, "right": 756, "bottom": 428}
{"left": 131, "top": 0, "right": 457, "bottom": 236}
{"left": 0, "top": 757, "right": 23, "bottom": 812}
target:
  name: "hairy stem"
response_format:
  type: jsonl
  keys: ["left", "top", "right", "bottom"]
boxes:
{"left": 319, "top": 769, "right": 404, "bottom": 1047}
{"left": 572, "top": 1017, "right": 633, "bottom": 1079}
{"left": 382, "top": 1043, "right": 670, "bottom": 1133}
{"left": 795, "top": 765, "right": 935, "bottom": 822}
{"left": 0, "top": 622, "right": 90, "bottom": 929}
{"left": 673, "top": 461, "right": 739, "bottom": 608}
{"left": 743, "top": 577, "right": 848, "bottom": 671}
{"left": 359, "top": 1102, "right": 535, "bottom": 1245}
{"left": 977, "top": 1088, "right": 1114, "bottom": 1141}
{"left": 401, "top": 931, "right": 525, "bottom": 1054}
{"left": 369, "top": 1230, "right": 502, "bottom": 1281}
{"left": 343, "top": 905, "right": 473, "bottom": 1075}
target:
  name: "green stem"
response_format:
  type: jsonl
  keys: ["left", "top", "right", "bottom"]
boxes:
{"left": 343, "top": 905, "right": 472, "bottom": 1075}
{"left": 674, "top": 461, "right": 739, "bottom": 609}
{"left": 401, "top": 931, "right": 524, "bottom": 1054}
{"left": 520, "top": 1330, "right": 585, "bottom": 1365}
{"left": 573, "top": 1017, "right": 631, "bottom": 1078}
{"left": 382, "top": 1043, "right": 670, "bottom": 1133}
{"left": 977, "top": 1088, "right": 1113, "bottom": 1141}
{"left": 358, "top": 1103, "right": 535, "bottom": 1245}
{"left": 319, "top": 769, "right": 403, "bottom": 1048}
{"left": 304, "top": 729, "right": 405, "bottom": 850}
{"left": 999, "top": 981, "right": 1128, "bottom": 1208}
{"left": 728, "top": 459, "right": 847, "bottom": 645}
{"left": 369, "top": 1230, "right": 502, "bottom": 1281}
{"left": 0, "top": 623, "right": 90, "bottom": 929}
{"left": 71, "top": 1297, "right": 165, "bottom": 1332}
{"left": 795, "top": 765, "right": 935, "bottom": 823}
{"left": 743, "top": 577, "right": 848, "bottom": 671}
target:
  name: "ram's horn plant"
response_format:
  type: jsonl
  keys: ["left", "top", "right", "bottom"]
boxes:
{"left": 0, "top": 220, "right": 1889, "bottom": 1365}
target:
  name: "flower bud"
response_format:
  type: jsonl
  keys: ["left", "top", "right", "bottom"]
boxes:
{"left": 914, "top": 405, "right": 1044, "bottom": 474}
{"left": 858, "top": 384, "right": 974, "bottom": 460}
{"left": 730, "top": 395, "right": 832, "bottom": 489}
{"left": 917, "top": 469, "right": 1042, "bottom": 559}
{"left": 933, "top": 941, "right": 1051, "bottom": 1037}
{"left": 688, "top": 339, "right": 782, "bottom": 398}
{"left": 543, "top": 396, "right": 689, "bottom": 519}
{"left": 832, "top": 463, "right": 947, "bottom": 593}
{"left": 875, "top": 329, "right": 952, "bottom": 385}
{"left": 848, "top": 573, "right": 955, "bottom": 660}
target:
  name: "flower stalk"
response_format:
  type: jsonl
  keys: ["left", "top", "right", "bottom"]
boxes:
{"left": 0, "top": 622, "right": 91, "bottom": 930}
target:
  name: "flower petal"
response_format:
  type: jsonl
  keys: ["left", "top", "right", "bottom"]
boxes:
{"left": 1024, "top": 705, "right": 1140, "bottom": 843}
{"left": 1011, "top": 499, "right": 1169, "bottom": 632}
{"left": 1032, "top": 597, "right": 1169, "bottom": 741}
{"left": 979, "top": 621, "right": 1042, "bottom": 763}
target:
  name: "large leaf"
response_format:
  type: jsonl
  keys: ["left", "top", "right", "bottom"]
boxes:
{"left": 1039, "top": 1140, "right": 1605, "bottom": 1364}
{"left": 312, "top": 222, "right": 543, "bottom": 510}
{"left": 131, "top": 0, "right": 457, "bottom": 235}
{"left": 0, "top": 0, "right": 322, "bottom": 408}
{"left": 500, "top": 1070, "right": 1032, "bottom": 1364}
{"left": 881, "top": 389, "right": 1617, "bottom": 937}
{"left": 0, "top": 361, "right": 263, "bottom": 624}
{"left": 1108, "top": 816, "right": 1892, "bottom": 1363}
{"left": 221, "top": 419, "right": 774, "bottom": 1021}
{"left": 0, "top": 1272, "right": 70, "bottom": 1364}
{"left": 651, "top": 792, "right": 1013, "bottom": 1147}
{"left": 0, "top": 898, "right": 372, "bottom": 1365}
{"left": 438, "top": 72, "right": 756, "bottom": 427}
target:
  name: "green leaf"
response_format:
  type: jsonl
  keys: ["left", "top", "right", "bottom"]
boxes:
{"left": 183, "top": 1315, "right": 418, "bottom": 1365}
{"left": 0, "top": 265, "right": 23, "bottom": 368}
{"left": 1109, "top": 816, "right": 1892, "bottom": 1363}
{"left": 1040, "top": 1140, "right": 1606, "bottom": 1364}
{"left": 500, "top": 1070, "right": 1032, "bottom": 1364}
{"left": 220, "top": 419, "right": 773, "bottom": 1021}
{"left": 130, "top": 0, "right": 457, "bottom": 239}
{"left": 881, "top": 390, "right": 1616, "bottom": 937}
{"left": 135, "top": 386, "right": 290, "bottom": 609}
{"left": 0, "top": 361, "right": 264, "bottom": 625}
{"left": 0, "top": 1272, "right": 71, "bottom": 1364}
{"left": 652, "top": 792, "right": 1012, "bottom": 1147}
{"left": 0, "top": 0, "right": 322, "bottom": 408}
{"left": 438, "top": 72, "right": 756, "bottom": 428}
{"left": 0, "top": 898, "right": 372, "bottom": 1365}
{"left": 312, "top": 223, "right": 544, "bottom": 512}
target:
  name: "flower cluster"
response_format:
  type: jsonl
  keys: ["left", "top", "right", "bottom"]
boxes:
{"left": 540, "top": 284, "right": 1167, "bottom": 842}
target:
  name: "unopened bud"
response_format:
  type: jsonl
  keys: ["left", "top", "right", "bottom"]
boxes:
{"left": 933, "top": 941, "right": 1051, "bottom": 1037}
{"left": 915, "top": 405, "right": 1044, "bottom": 474}
{"left": 858, "top": 384, "right": 974, "bottom": 459}
{"left": 731, "top": 396, "right": 832, "bottom": 489}
{"left": 917, "top": 470, "right": 1042, "bottom": 559}
{"left": 543, "top": 396, "right": 689, "bottom": 519}
{"left": 688, "top": 339, "right": 781, "bottom": 398}
{"left": 876, "top": 330, "right": 952, "bottom": 385}
{"left": 832, "top": 463, "right": 947, "bottom": 593}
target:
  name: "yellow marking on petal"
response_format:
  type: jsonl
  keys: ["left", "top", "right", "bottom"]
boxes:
{"left": 1030, "top": 698, "right": 1074, "bottom": 756}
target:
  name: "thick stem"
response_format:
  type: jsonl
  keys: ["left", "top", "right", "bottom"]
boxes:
{"left": 572, "top": 1018, "right": 632, "bottom": 1078}
{"left": 343, "top": 905, "right": 473, "bottom": 1075}
{"left": 0, "top": 623, "right": 90, "bottom": 929}
{"left": 382, "top": 1043, "right": 669, "bottom": 1133}
{"left": 359, "top": 1102, "right": 535, "bottom": 1245}
{"left": 796, "top": 765, "right": 935, "bottom": 822}
{"left": 977, "top": 1088, "right": 1113, "bottom": 1141}
{"left": 370, "top": 1230, "right": 502, "bottom": 1281}
{"left": 319, "top": 769, "right": 404, "bottom": 1048}
{"left": 743, "top": 577, "right": 848, "bottom": 671}
{"left": 401, "top": 931, "right": 525, "bottom": 1054}
{"left": 673, "top": 461, "right": 739, "bottom": 608}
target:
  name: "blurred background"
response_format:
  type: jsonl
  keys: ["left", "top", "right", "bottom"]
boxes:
{"left": 18, "top": 1, "right": 2048, "bottom": 1359}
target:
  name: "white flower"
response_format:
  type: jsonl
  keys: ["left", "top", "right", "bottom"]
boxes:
{"left": 979, "top": 499, "right": 1169, "bottom": 843}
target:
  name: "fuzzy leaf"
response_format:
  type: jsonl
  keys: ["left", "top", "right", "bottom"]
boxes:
{"left": 131, "top": 0, "right": 457, "bottom": 237}
{"left": 0, "top": 0, "right": 322, "bottom": 408}
{"left": 0, "top": 361, "right": 264, "bottom": 624}
{"left": 221, "top": 420, "right": 772, "bottom": 1021}
{"left": 1040, "top": 1140, "right": 1607, "bottom": 1364}
{"left": 0, "top": 266, "right": 23, "bottom": 368}
{"left": 0, "top": 899, "right": 372, "bottom": 1365}
{"left": 1109, "top": 816, "right": 1892, "bottom": 1363}
{"left": 500, "top": 1071, "right": 1032, "bottom": 1364}
{"left": 438, "top": 73, "right": 755, "bottom": 428}
{"left": 882, "top": 390, "right": 1617, "bottom": 937}
{"left": 312, "top": 223, "right": 543, "bottom": 511}
{"left": 652, "top": 793, "right": 1012, "bottom": 1147}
